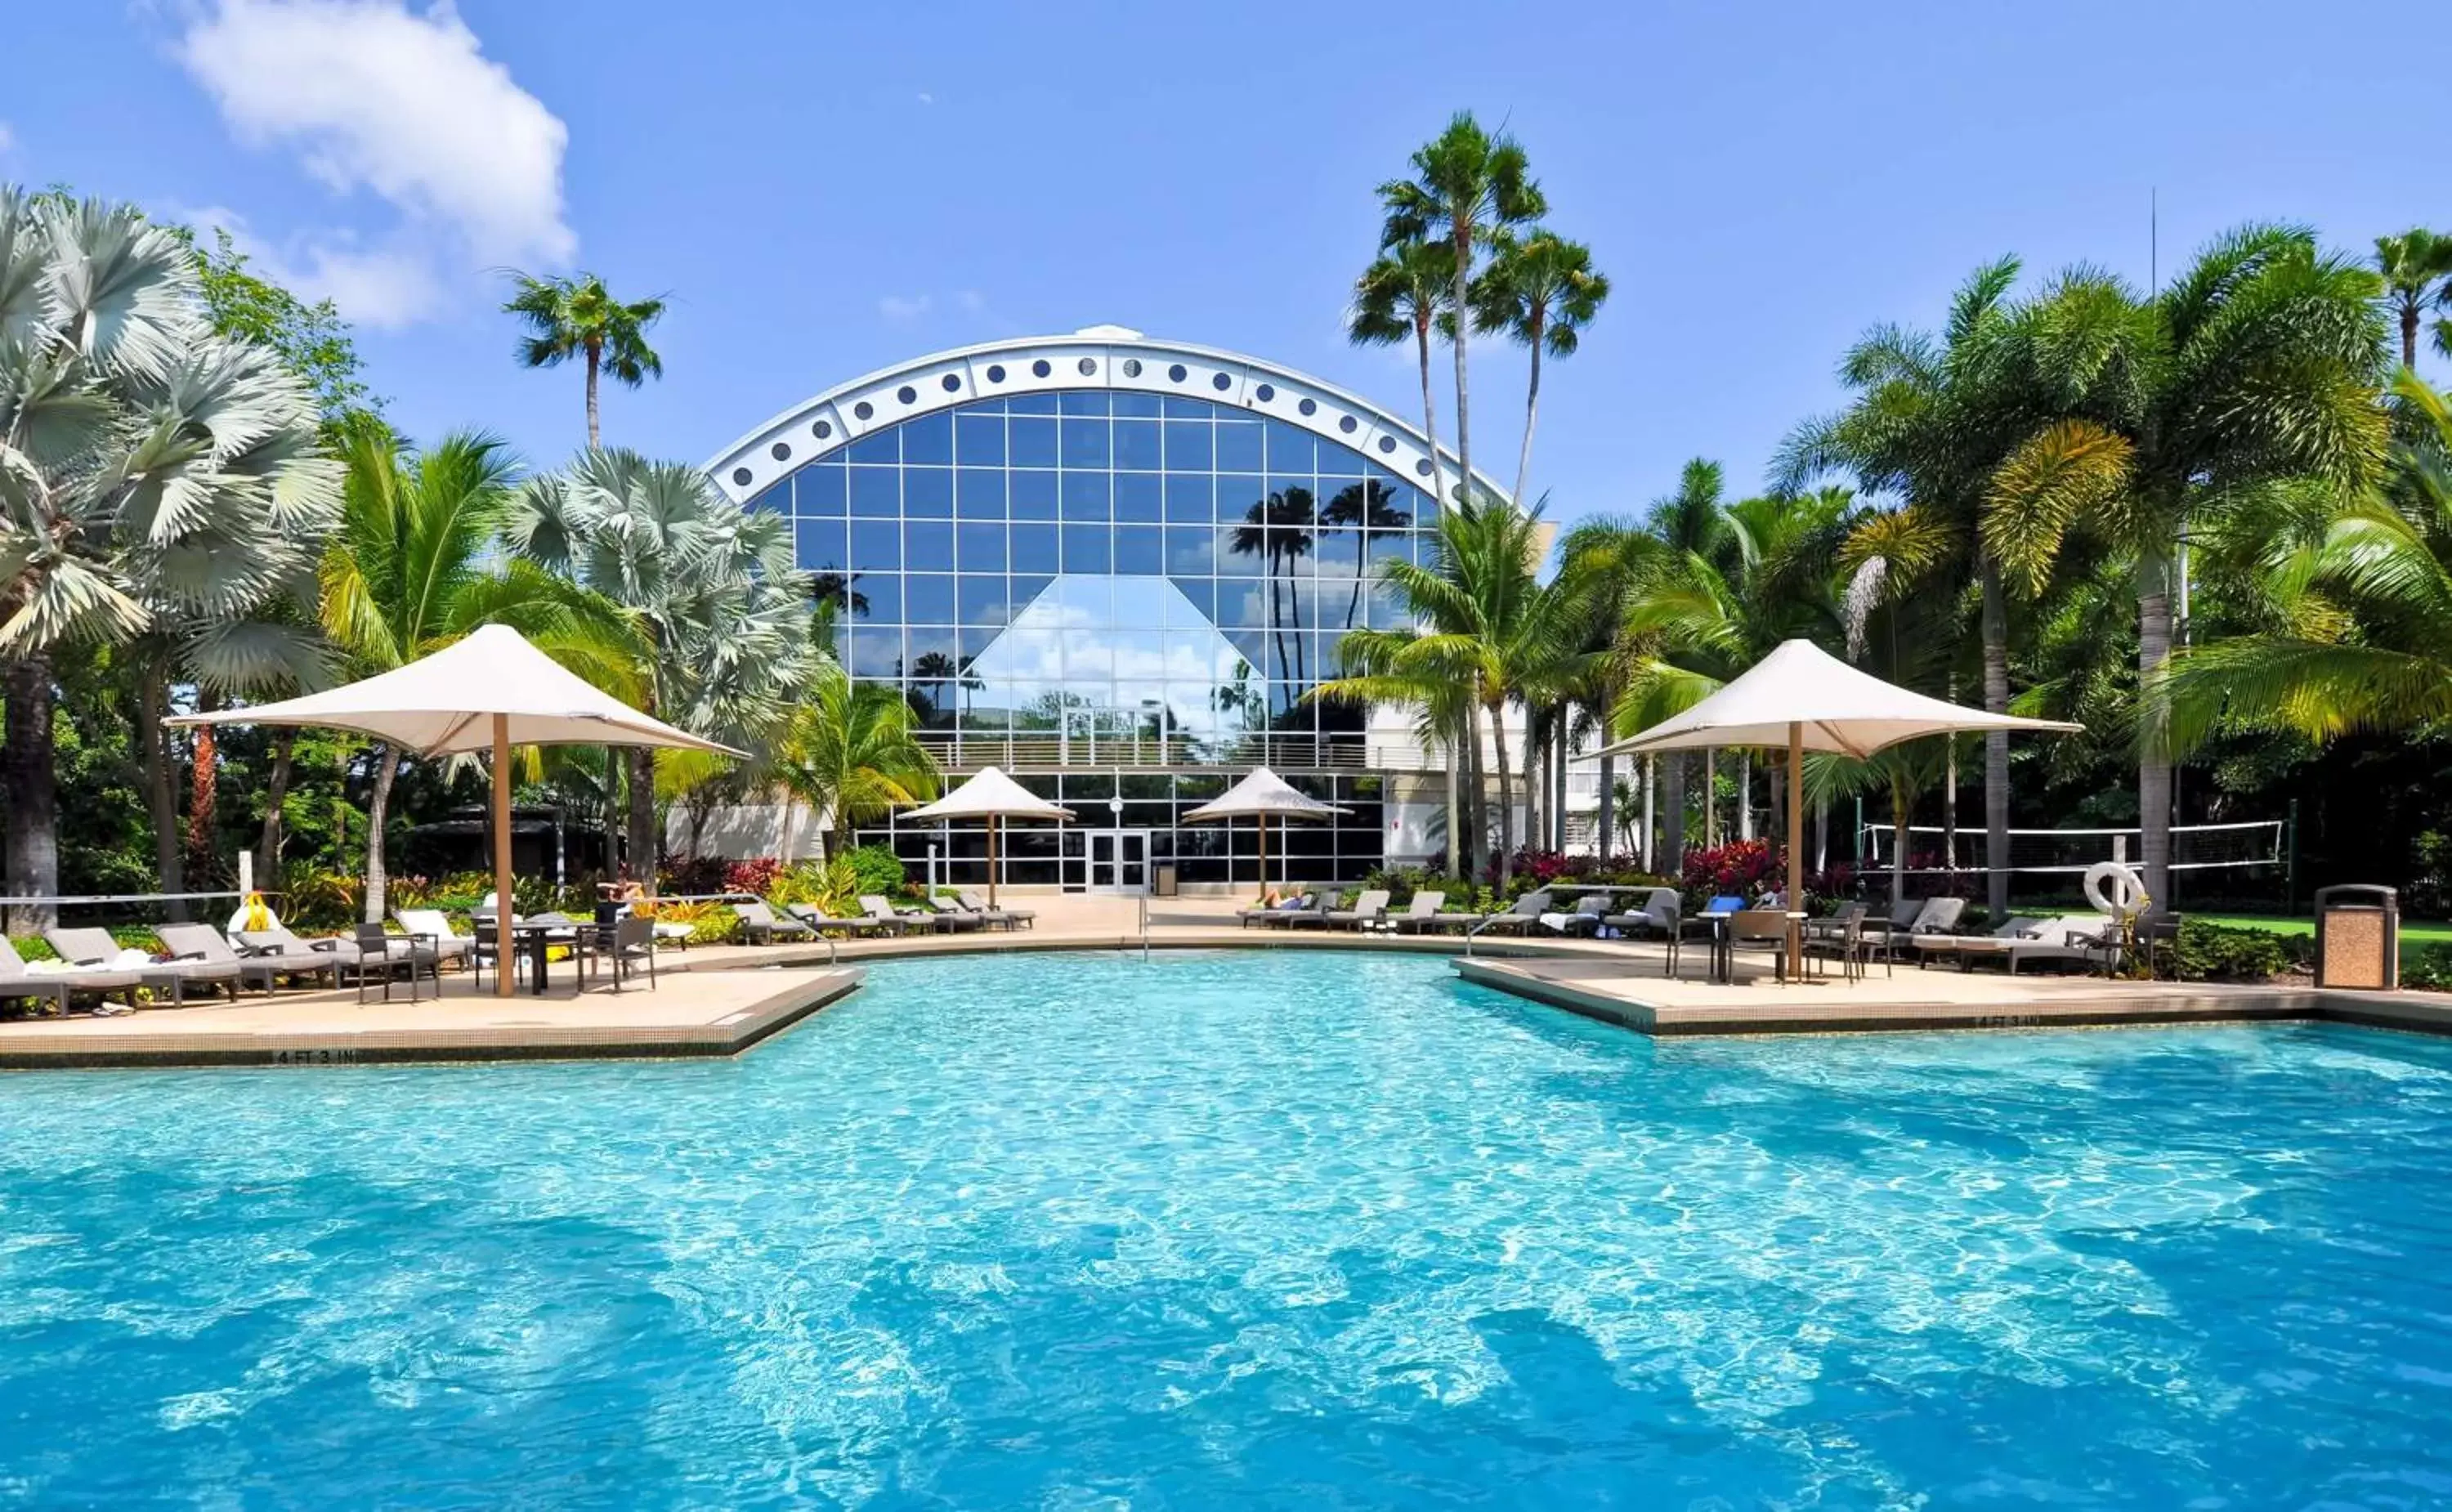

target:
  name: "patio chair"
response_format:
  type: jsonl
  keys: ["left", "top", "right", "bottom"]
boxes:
{"left": 957, "top": 890, "right": 1034, "bottom": 928}
{"left": 329, "top": 921, "right": 430, "bottom": 1004}
{"left": 1984, "top": 914, "right": 2119, "bottom": 975}
{"left": 2133, "top": 911, "right": 2183, "bottom": 979}
{"left": 919, "top": 894, "right": 994, "bottom": 931}
{"left": 1911, "top": 915, "right": 2048, "bottom": 970}
{"left": 733, "top": 899, "right": 817, "bottom": 945}
{"left": 603, "top": 914, "right": 658, "bottom": 992}
{"left": 47, "top": 925, "right": 236, "bottom": 1005}
{"left": 785, "top": 901, "right": 902, "bottom": 937}
{"left": 1725, "top": 908, "right": 1798, "bottom": 982}
{"left": 232, "top": 924, "right": 346, "bottom": 988}
{"left": 154, "top": 923, "right": 283, "bottom": 995}
{"left": 0, "top": 935, "right": 138, "bottom": 1015}
{"left": 393, "top": 909, "right": 472, "bottom": 970}
{"left": 1327, "top": 889, "right": 1391, "bottom": 931}
{"left": 1601, "top": 887, "right": 1679, "bottom": 937}
{"left": 1538, "top": 893, "right": 1612, "bottom": 937}
{"left": 861, "top": 894, "right": 938, "bottom": 933}
{"left": 1389, "top": 892, "right": 1450, "bottom": 933}
{"left": 1237, "top": 892, "right": 1317, "bottom": 928}
{"left": 1469, "top": 889, "right": 1554, "bottom": 937}
{"left": 1802, "top": 903, "right": 1873, "bottom": 982}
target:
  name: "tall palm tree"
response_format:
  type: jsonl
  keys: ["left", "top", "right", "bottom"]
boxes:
{"left": 2375, "top": 230, "right": 2452, "bottom": 370}
{"left": 508, "top": 448, "right": 822, "bottom": 875}
{"left": 1470, "top": 228, "right": 1609, "bottom": 505}
{"left": 321, "top": 426, "right": 639, "bottom": 918}
{"left": 1985, "top": 227, "right": 2389, "bottom": 904}
{"left": 0, "top": 187, "right": 342, "bottom": 928}
{"left": 1348, "top": 243, "right": 1457, "bottom": 504}
{"left": 1228, "top": 488, "right": 1316, "bottom": 687}
{"left": 1319, "top": 479, "right": 1410, "bottom": 630}
{"left": 1377, "top": 113, "right": 1545, "bottom": 508}
{"left": 502, "top": 272, "right": 667, "bottom": 450}
{"left": 770, "top": 668, "right": 941, "bottom": 859}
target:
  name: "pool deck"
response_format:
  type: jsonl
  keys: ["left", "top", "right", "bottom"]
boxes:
{"left": 2, "top": 892, "right": 2445, "bottom": 1066}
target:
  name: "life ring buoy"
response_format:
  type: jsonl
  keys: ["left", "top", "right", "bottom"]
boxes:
{"left": 2083, "top": 861, "right": 2149, "bottom": 920}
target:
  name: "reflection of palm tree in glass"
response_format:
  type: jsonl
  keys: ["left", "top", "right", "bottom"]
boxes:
{"left": 1321, "top": 480, "right": 1411, "bottom": 630}
{"left": 1210, "top": 658, "right": 1265, "bottom": 752}
{"left": 1228, "top": 487, "right": 1317, "bottom": 685}
{"left": 910, "top": 651, "right": 957, "bottom": 724}
{"left": 810, "top": 571, "right": 871, "bottom": 619}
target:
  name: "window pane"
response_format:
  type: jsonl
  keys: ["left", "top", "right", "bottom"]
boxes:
{"left": 1114, "top": 472, "right": 1161, "bottom": 522}
{"left": 904, "top": 466, "right": 953, "bottom": 517}
{"left": 1060, "top": 472, "right": 1110, "bottom": 522}
{"left": 905, "top": 520, "right": 955, "bottom": 572}
{"left": 1113, "top": 418, "right": 1161, "bottom": 469}
{"left": 1058, "top": 391, "right": 1109, "bottom": 416}
{"left": 795, "top": 518, "right": 847, "bottom": 573}
{"left": 1165, "top": 475, "right": 1213, "bottom": 523}
{"left": 1112, "top": 391, "right": 1161, "bottom": 418}
{"left": 851, "top": 519, "right": 901, "bottom": 570}
{"left": 1011, "top": 525, "right": 1059, "bottom": 574}
{"left": 955, "top": 411, "right": 1006, "bottom": 466}
{"left": 904, "top": 572, "right": 955, "bottom": 624}
{"left": 1216, "top": 526, "right": 1263, "bottom": 575}
{"left": 901, "top": 411, "right": 953, "bottom": 465}
{"left": 1011, "top": 471, "right": 1058, "bottom": 521}
{"left": 956, "top": 467, "right": 1006, "bottom": 518}
{"left": 1009, "top": 393, "right": 1058, "bottom": 415}
{"left": 848, "top": 431, "right": 898, "bottom": 464}
{"left": 851, "top": 466, "right": 899, "bottom": 517}
{"left": 956, "top": 521, "right": 1005, "bottom": 572}
{"left": 1011, "top": 416, "right": 1058, "bottom": 468}
{"left": 1265, "top": 420, "right": 1316, "bottom": 473}
{"left": 1166, "top": 526, "right": 1215, "bottom": 575}
{"left": 748, "top": 481, "right": 790, "bottom": 516}
{"left": 1218, "top": 477, "right": 1266, "bottom": 526}
{"left": 853, "top": 573, "right": 900, "bottom": 624}
{"left": 799, "top": 463, "right": 847, "bottom": 516}
{"left": 1060, "top": 417, "right": 1109, "bottom": 467}
{"left": 1062, "top": 525, "right": 1111, "bottom": 574}
{"left": 1114, "top": 526, "right": 1164, "bottom": 575}
{"left": 1215, "top": 421, "right": 1263, "bottom": 472}
{"left": 1163, "top": 419, "right": 1213, "bottom": 472}
{"left": 960, "top": 573, "right": 1012, "bottom": 626}
{"left": 848, "top": 626, "right": 901, "bottom": 678}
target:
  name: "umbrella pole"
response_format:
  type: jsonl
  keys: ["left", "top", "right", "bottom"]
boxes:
{"left": 987, "top": 816, "right": 999, "bottom": 909}
{"left": 493, "top": 714, "right": 515, "bottom": 1000}
{"left": 1787, "top": 721, "right": 1805, "bottom": 982}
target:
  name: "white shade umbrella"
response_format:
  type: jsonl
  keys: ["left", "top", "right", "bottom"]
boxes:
{"left": 899, "top": 766, "right": 1074, "bottom": 906}
{"left": 1588, "top": 639, "right": 2080, "bottom": 978}
{"left": 171, "top": 624, "right": 744, "bottom": 996}
{"left": 1180, "top": 766, "right": 1349, "bottom": 891}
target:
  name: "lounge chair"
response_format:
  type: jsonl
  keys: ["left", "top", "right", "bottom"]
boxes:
{"left": 733, "top": 899, "right": 817, "bottom": 945}
{"left": 861, "top": 894, "right": 937, "bottom": 933}
{"left": 393, "top": 909, "right": 473, "bottom": 969}
{"left": 1469, "top": 889, "right": 1554, "bottom": 937}
{"left": 1327, "top": 888, "right": 1391, "bottom": 931}
{"left": 1237, "top": 892, "right": 1317, "bottom": 928}
{"left": 1911, "top": 915, "right": 2048, "bottom": 970}
{"left": 785, "top": 901, "right": 902, "bottom": 937}
{"left": 958, "top": 890, "right": 1033, "bottom": 928}
{"left": 919, "top": 894, "right": 994, "bottom": 932}
{"left": 0, "top": 936, "right": 140, "bottom": 1015}
{"left": 1953, "top": 914, "right": 2118, "bottom": 975}
{"left": 154, "top": 923, "right": 284, "bottom": 995}
{"left": 1601, "top": 887, "right": 1679, "bottom": 938}
{"left": 233, "top": 924, "right": 346, "bottom": 987}
{"left": 47, "top": 925, "right": 239, "bottom": 1004}
{"left": 1389, "top": 892, "right": 1450, "bottom": 933}
{"left": 1539, "top": 893, "right": 1612, "bottom": 937}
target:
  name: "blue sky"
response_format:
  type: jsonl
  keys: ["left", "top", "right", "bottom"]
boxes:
{"left": 7, "top": 2, "right": 2444, "bottom": 524}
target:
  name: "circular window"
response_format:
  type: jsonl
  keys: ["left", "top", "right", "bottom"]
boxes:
{"left": 1255, "top": 383, "right": 1275, "bottom": 403}
{"left": 1077, "top": 357, "right": 1097, "bottom": 377}
{"left": 1338, "top": 416, "right": 1358, "bottom": 434}
{"left": 897, "top": 385, "right": 917, "bottom": 405}
{"left": 812, "top": 419, "right": 832, "bottom": 440}
{"left": 941, "top": 374, "right": 961, "bottom": 392}
{"left": 730, "top": 467, "right": 753, "bottom": 486}
{"left": 1210, "top": 372, "right": 1231, "bottom": 391}
{"left": 853, "top": 400, "right": 874, "bottom": 421}
{"left": 1297, "top": 397, "right": 1317, "bottom": 417}
{"left": 986, "top": 364, "right": 1006, "bottom": 383}
{"left": 1121, "top": 358, "right": 1141, "bottom": 378}
{"left": 1031, "top": 359, "right": 1052, "bottom": 378}
{"left": 1414, "top": 459, "right": 1432, "bottom": 476}
{"left": 1167, "top": 364, "right": 1187, "bottom": 382}
{"left": 769, "top": 441, "right": 791, "bottom": 462}
{"left": 1377, "top": 436, "right": 1397, "bottom": 454}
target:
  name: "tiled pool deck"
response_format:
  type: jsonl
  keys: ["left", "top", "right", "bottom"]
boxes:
{"left": 0, "top": 894, "right": 2441, "bottom": 1066}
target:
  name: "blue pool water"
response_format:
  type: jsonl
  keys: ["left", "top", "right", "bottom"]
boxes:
{"left": 4, "top": 951, "right": 2451, "bottom": 1510}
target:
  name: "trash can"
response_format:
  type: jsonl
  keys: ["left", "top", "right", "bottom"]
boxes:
{"left": 2314, "top": 883, "right": 2398, "bottom": 990}
{"left": 1153, "top": 861, "right": 1179, "bottom": 898}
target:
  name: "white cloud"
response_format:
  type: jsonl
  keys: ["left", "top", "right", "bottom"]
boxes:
{"left": 177, "top": 204, "right": 445, "bottom": 329}
{"left": 174, "top": 1, "right": 572, "bottom": 324}
{"left": 953, "top": 289, "right": 985, "bottom": 313}
{"left": 915, "top": 92, "right": 934, "bottom": 106}
{"left": 0, "top": 122, "right": 15, "bottom": 154}
{"left": 877, "top": 293, "right": 933, "bottom": 321}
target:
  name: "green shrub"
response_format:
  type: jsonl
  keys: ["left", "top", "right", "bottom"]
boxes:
{"left": 2404, "top": 943, "right": 2452, "bottom": 991}
{"left": 843, "top": 844, "right": 913, "bottom": 901}
{"left": 2168, "top": 921, "right": 2294, "bottom": 982}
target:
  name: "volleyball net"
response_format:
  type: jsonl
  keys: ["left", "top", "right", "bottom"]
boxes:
{"left": 1856, "top": 819, "right": 2285, "bottom": 876}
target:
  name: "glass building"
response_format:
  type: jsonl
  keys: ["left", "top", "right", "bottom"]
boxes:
{"left": 707, "top": 329, "right": 1497, "bottom": 890}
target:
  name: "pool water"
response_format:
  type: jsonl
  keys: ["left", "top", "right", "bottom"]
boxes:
{"left": 4, "top": 951, "right": 2451, "bottom": 1510}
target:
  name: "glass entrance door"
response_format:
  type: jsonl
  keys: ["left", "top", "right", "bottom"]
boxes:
{"left": 1085, "top": 830, "right": 1151, "bottom": 893}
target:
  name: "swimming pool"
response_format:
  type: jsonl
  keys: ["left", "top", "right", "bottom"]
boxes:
{"left": 3, "top": 950, "right": 2449, "bottom": 1509}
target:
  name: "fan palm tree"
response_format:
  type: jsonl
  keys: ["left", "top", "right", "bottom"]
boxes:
{"left": 1348, "top": 242, "right": 1457, "bottom": 505}
{"left": 2375, "top": 230, "right": 2452, "bottom": 371}
{"left": 1470, "top": 228, "right": 1609, "bottom": 505}
{"left": 502, "top": 271, "right": 667, "bottom": 450}
{"left": 508, "top": 448, "right": 822, "bottom": 875}
{"left": 769, "top": 668, "right": 941, "bottom": 859}
{"left": 1981, "top": 226, "right": 2389, "bottom": 904}
{"left": 0, "top": 187, "right": 343, "bottom": 928}
{"left": 1377, "top": 113, "right": 1545, "bottom": 508}
{"left": 321, "top": 426, "right": 641, "bottom": 919}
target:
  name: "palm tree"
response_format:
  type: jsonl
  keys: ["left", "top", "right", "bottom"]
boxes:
{"left": 770, "top": 668, "right": 941, "bottom": 858}
{"left": 1377, "top": 113, "right": 1546, "bottom": 508}
{"left": 0, "top": 187, "right": 342, "bottom": 928}
{"left": 321, "top": 426, "right": 639, "bottom": 918}
{"left": 502, "top": 272, "right": 667, "bottom": 450}
{"left": 1313, "top": 499, "right": 1594, "bottom": 888}
{"left": 1320, "top": 479, "right": 1410, "bottom": 630}
{"left": 1984, "top": 227, "right": 2389, "bottom": 905}
{"left": 1348, "top": 242, "right": 1457, "bottom": 503}
{"left": 2375, "top": 230, "right": 2452, "bottom": 370}
{"left": 1470, "top": 228, "right": 1609, "bottom": 505}
{"left": 1228, "top": 488, "right": 1316, "bottom": 687}
{"left": 2163, "top": 373, "right": 2452, "bottom": 746}
{"left": 508, "top": 448, "right": 822, "bottom": 875}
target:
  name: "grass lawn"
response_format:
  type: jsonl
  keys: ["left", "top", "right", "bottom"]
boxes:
{"left": 2198, "top": 911, "right": 2452, "bottom": 962}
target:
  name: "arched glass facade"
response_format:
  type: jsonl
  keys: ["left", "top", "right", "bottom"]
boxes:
{"left": 747, "top": 387, "right": 1447, "bottom": 888}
